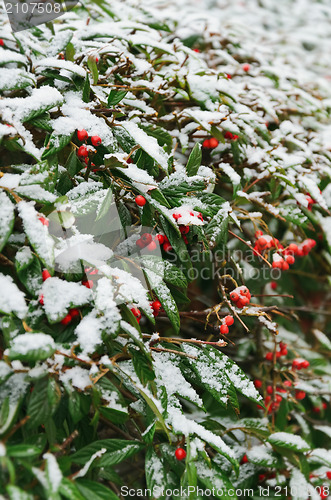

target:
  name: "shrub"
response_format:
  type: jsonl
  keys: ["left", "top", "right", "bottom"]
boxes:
{"left": 0, "top": 0, "right": 331, "bottom": 498}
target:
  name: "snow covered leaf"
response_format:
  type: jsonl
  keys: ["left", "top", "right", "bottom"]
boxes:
{"left": 308, "top": 448, "right": 331, "bottom": 467}
{"left": 43, "top": 453, "right": 63, "bottom": 498}
{"left": 0, "top": 191, "right": 15, "bottom": 252}
{"left": 267, "top": 432, "right": 310, "bottom": 453}
{"left": 145, "top": 448, "right": 166, "bottom": 499}
{"left": 7, "top": 333, "right": 55, "bottom": 363}
{"left": 246, "top": 445, "right": 283, "bottom": 468}
{"left": 0, "top": 273, "right": 28, "bottom": 319}
{"left": 6, "top": 486, "right": 34, "bottom": 500}
{"left": 72, "top": 439, "right": 144, "bottom": 467}
{"left": 18, "top": 201, "right": 55, "bottom": 270}
{"left": 15, "top": 247, "right": 43, "bottom": 296}
{"left": 42, "top": 133, "right": 73, "bottom": 159}
{"left": 76, "top": 479, "right": 120, "bottom": 500}
{"left": 42, "top": 278, "right": 91, "bottom": 323}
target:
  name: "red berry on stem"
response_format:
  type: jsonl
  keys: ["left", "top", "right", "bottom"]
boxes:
{"left": 300, "top": 360, "right": 310, "bottom": 369}
{"left": 224, "top": 315, "right": 234, "bottom": 326}
{"left": 152, "top": 300, "right": 162, "bottom": 312}
{"left": 209, "top": 137, "right": 219, "bottom": 148}
{"left": 0, "top": 39, "right": 4, "bottom": 46}
{"left": 220, "top": 324, "right": 229, "bottom": 335}
{"left": 288, "top": 243, "right": 298, "bottom": 254}
{"left": 163, "top": 242, "right": 173, "bottom": 252}
{"left": 61, "top": 314, "right": 72, "bottom": 325}
{"left": 147, "top": 241, "right": 157, "bottom": 251}
{"left": 255, "top": 230, "right": 263, "bottom": 238}
{"left": 42, "top": 269, "right": 51, "bottom": 281}
{"left": 230, "top": 292, "right": 239, "bottom": 302}
{"left": 323, "top": 402, "right": 327, "bottom": 410}
{"left": 240, "top": 454, "right": 248, "bottom": 464}
{"left": 254, "top": 379, "right": 262, "bottom": 389}
{"left": 135, "top": 195, "right": 146, "bottom": 207}
{"left": 285, "top": 255, "right": 295, "bottom": 265}
{"left": 141, "top": 233, "right": 153, "bottom": 246}
{"left": 77, "top": 129, "right": 88, "bottom": 141}
{"left": 77, "top": 145, "right": 88, "bottom": 158}
{"left": 242, "top": 63, "right": 250, "bottom": 72}
{"left": 267, "top": 385, "right": 273, "bottom": 395}
{"left": 202, "top": 139, "right": 211, "bottom": 148}
{"left": 313, "top": 406, "right": 321, "bottom": 413}
{"left": 91, "top": 135, "right": 102, "bottom": 147}
{"left": 224, "top": 131, "right": 234, "bottom": 140}
{"left": 270, "top": 281, "right": 277, "bottom": 290}
{"left": 82, "top": 279, "right": 93, "bottom": 289}
{"left": 155, "top": 234, "right": 165, "bottom": 245}
{"left": 131, "top": 307, "right": 141, "bottom": 320}
{"left": 265, "top": 352, "right": 273, "bottom": 361}
{"left": 175, "top": 447, "right": 186, "bottom": 461}
{"left": 295, "top": 390, "right": 306, "bottom": 401}
{"left": 292, "top": 359, "right": 302, "bottom": 370}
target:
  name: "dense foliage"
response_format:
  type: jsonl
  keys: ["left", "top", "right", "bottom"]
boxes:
{"left": 1, "top": 0, "right": 331, "bottom": 498}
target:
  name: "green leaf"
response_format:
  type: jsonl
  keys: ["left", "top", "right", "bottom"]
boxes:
{"left": 95, "top": 188, "right": 113, "bottom": 221}
{"left": 87, "top": 57, "right": 99, "bottom": 85}
{"left": 42, "top": 133, "right": 73, "bottom": 159}
{"left": 108, "top": 89, "right": 128, "bottom": 106}
{"left": 8, "top": 333, "right": 56, "bottom": 363}
{"left": 99, "top": 406, "right": 128, "bottom": 425}
{"left": 72, "top": 439, "right": 144, "bottom": 466}
{"left": 76, "top": 480, "right": 120, "bottom": 500}
{"left": 186, "top": 143, "right": 202, "bottom": 176}
{"left": 59, "top": 479, "right": 85, "bottom": 500}
{"left": 65, "top": 150, "right": 82, "bottom": 177}
{"left": 7, "top": 444, "right": 42, "bottom": 458}
{"left": 0, "top": 192, "right": 15, "bottom": 252}
{"left": 82, "top": 73, "right": 91, "bottom": 103}
{"left": 6, "top": 486, "right": 34, "bottom": 500}
{"left": 27, "top": 377, "right": 59, "bottom": 427}
{"left": 131, "top": 349, "right": 156, "bottom": 385}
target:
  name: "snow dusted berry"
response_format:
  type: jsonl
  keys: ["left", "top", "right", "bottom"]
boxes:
{"left": 242, "top": 63, "right": 250, "bottom": 72}
{"left": 254, "top": 380, "right": 262, "bottom": 389}
{"left": 38, "top": 216, "right": 49, "bottom": 226}
{"left": 295, "top": 390, "right": 306, "bottom": 401}
{"left": 256, "top": 236, "right": 268, "bottom": 250}
{"left": 175, "top": 448, "right": 186, "bottom": 461}
{"left": 61, "top": 314, "right": 72, "bottom": 325}
{"left": 285, "top": 254, "right": 295, "bottom": 265}
{"left": 77, "top": 129, "right": 88, "bottom": 141}
{"left": 82, "top": 279, "right": 94, "bottom": 289}
{"left": 91, "top": 135, "right": 102, "bottom": 147}
{"left": 39, "top": 295, "right": 44, "bottom": 305}
{"left": 42, "top": 269, "right": 51, "bottom": 281}
{"left": 77, "top": 145, "right": 89, "bottom": 158}
{"left": 226, "top": 73, "right": 232, "bottom": 79}
{"left": 220, "top": 324, "right": 229, "bottom": 335}
{"left": 135, "top": 195, "right": 146, "bottom": 207}
{"left": 283, "top": 380, "right": 292, "bottom": 388}
{"left": 224, "top": 315, "right": 234, "bottom": 326}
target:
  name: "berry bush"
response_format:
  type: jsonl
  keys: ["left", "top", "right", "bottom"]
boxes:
{"left": 1, "top": 0, "right": 331, "bottom": 498}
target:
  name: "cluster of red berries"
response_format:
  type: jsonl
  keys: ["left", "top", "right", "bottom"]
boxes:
{"left": 135, "top": 232, "right": 172, "bottom": 252}
{"left": 313, "top": 402, "right": 328, "bottom": 413}
{"left": 76, "top": 129, "right": 102, "bottom": 166}
{"left": 254, "top": 231, "right": 282, "bottom": 253}
{"left": 229, "top": 286, "right": 251, "bottom": 309}
{"left": 224, "top": 131, "right": 239, "bottom": 141}
{"left": 202, "top": 137, "right": 219, "bottom": 149}
{"left": 265, "top": 342, "right": 288, "bottom": 361}
{"left": 292, "top": 358, "right": 310, "bottom": 370}
{"left": 175, "top": 447, "right": 186, "bottom": 460}
{"left": 219, "top": 315, "right": 234, "bottom": 335}
{"left": 130, "top": 299, "right": 162, "bottom": 323}
{"left": 60, "top": 308, "right": 80, "bottom": 325}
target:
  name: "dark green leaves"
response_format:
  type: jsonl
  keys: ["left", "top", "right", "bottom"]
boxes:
{"left": 108, "top": 89, "right": 128, "bottom": 106}
{"left": 186, "top": 143, "right": 202, "bottom": 176}
{"left": 72, "top": 439, "right": 144, "bottom": 467}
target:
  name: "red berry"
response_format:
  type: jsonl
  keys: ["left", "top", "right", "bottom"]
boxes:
{"left": 270, "top": 281, "right": 277, "bottom": 290}
{"left": 257, "top": 237, "right": 268, "bottom": 249}
{"left": 283, "top": 380, "right": 292, "bottom": 387}
{"left": 42, "top": 270, "right": 51, "bottom": 281}
{"left": 254, "top": 380, "right": 262, "bottom": 389}
{"left": 91, "top": 135, "right": 102, "bottom": 147}
{"left": 313, "top": 406, "right": 321, "bottom": 413}
{"left": 175, "top": 448, "right": 186, "bottom": 461}
{"left": 230, "top": 292, "right": 239, "bottom": 302}
{"left": 240, "top": 454, "right": 248, "bottom": 464}
{"left": 39, "top": 295, "right": 44, "bottom": 305}
{"left": 265, "top": 352, "right": 273, "bottom": 361}
{"left": 172, "top": 213, "right": 181, "bottom": 220}
{"left": 288, "top": 243, "right": 298, "bottom": 254}
{"left": 238, "top": 296, "right": 249, "bottom": 307}
{"left": 155, "top": 234, "right": 165, "bottom": 245}
{"left": 77, "top": 145, "right": 88, "bottom": 158}
{"left": 282, "top": 261, "right": 289, "bottom": 271}
{"left": 326, "top": 471, "right": 331, "bottom": 480}
{"left": 61, "top": 314, "right": 72, "bottom": 325}
{"left": 163, "top": 242, "right": 173, "bottom": 252}
{"left": 280, "top": 348, "right": 288, "bottom": 356}
{"left": 323, "top": 402, "right": 327, "bottom": 410}
{"left": 202, "top": 139, "right": 211, "bottom": 148}
{"left": 285, "top": 255, "right": 295, "bottom": 265}
{"left": 141, "top": 233, "right": 153, "bottom": 246}
{"left": 233, "top": 135, "right": 239, "bottom": 140}
{"left": 258, "top": 474, "right": 266, "bottom": 482}
{"left": 220, "top": 324, "right": 229, "bottom": 335}
{"left": 0, "top": 39, "right": 4, "bottom": 46}
{"left": 209, "top": 137, "right": 219, "bottom": 148}
{"left": 179, "top": 225, "right": 190, "bottom": 235}
{"left": 77, "top": 129, "right": 88, "bottom": 141}
{"left": 38, "top": 216, "right": 49, "bottom": 226}
{"left": 147, "top": 241, "right": 157, "bottom": 251}
{"left": 272, "top": 260, "right": 283, "bottom": 269}
{"left": 300, "top": 360, "right": 310, "bottom": 369}
{"left": 193, "top": 48, "right": 200, "bottom": 53}
{"left": 82, "top": 280, "right": 93, "bottom": 289}
{"left": 255, "top": 230, "right": 263, "bottom": 238}
{"left": 275, "top": 394, "right": 282, "bottom": 403}
{"left": 267, "top": 385, "right": 273, "bottom": 395}
{"left": 136, "top": 238, "right": 145, "bottom": 249}
{"left": 70, "top": 308, "right": 80, "bottom": 318}
{"left": 242, "top": 63, "right": 250, "bottom": 72}
{"left": 320, "top": 492, "right": 328, "bottom": 500}
{"left": 224, "top": 315, "right": 234, "bottom": 326}
{"left": 135, "top": 195, "right": 146, "bottom": 207}
{"left": 295, "top": 390, "right": 306, "bottom": 401}
{"left": 292, "top": 359, "right": 302, "bottom": 370}
{"left": 226, "top": 73, "right": 232, "bottom": 79}
{"left": 224, "top": 131, "right": 234, "bottom": 140}
{"left": 152, "top": 300, "right": 162, "bottom": 312}
{"left": 131, "top": 307, "right": 141, "bottom": 320}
